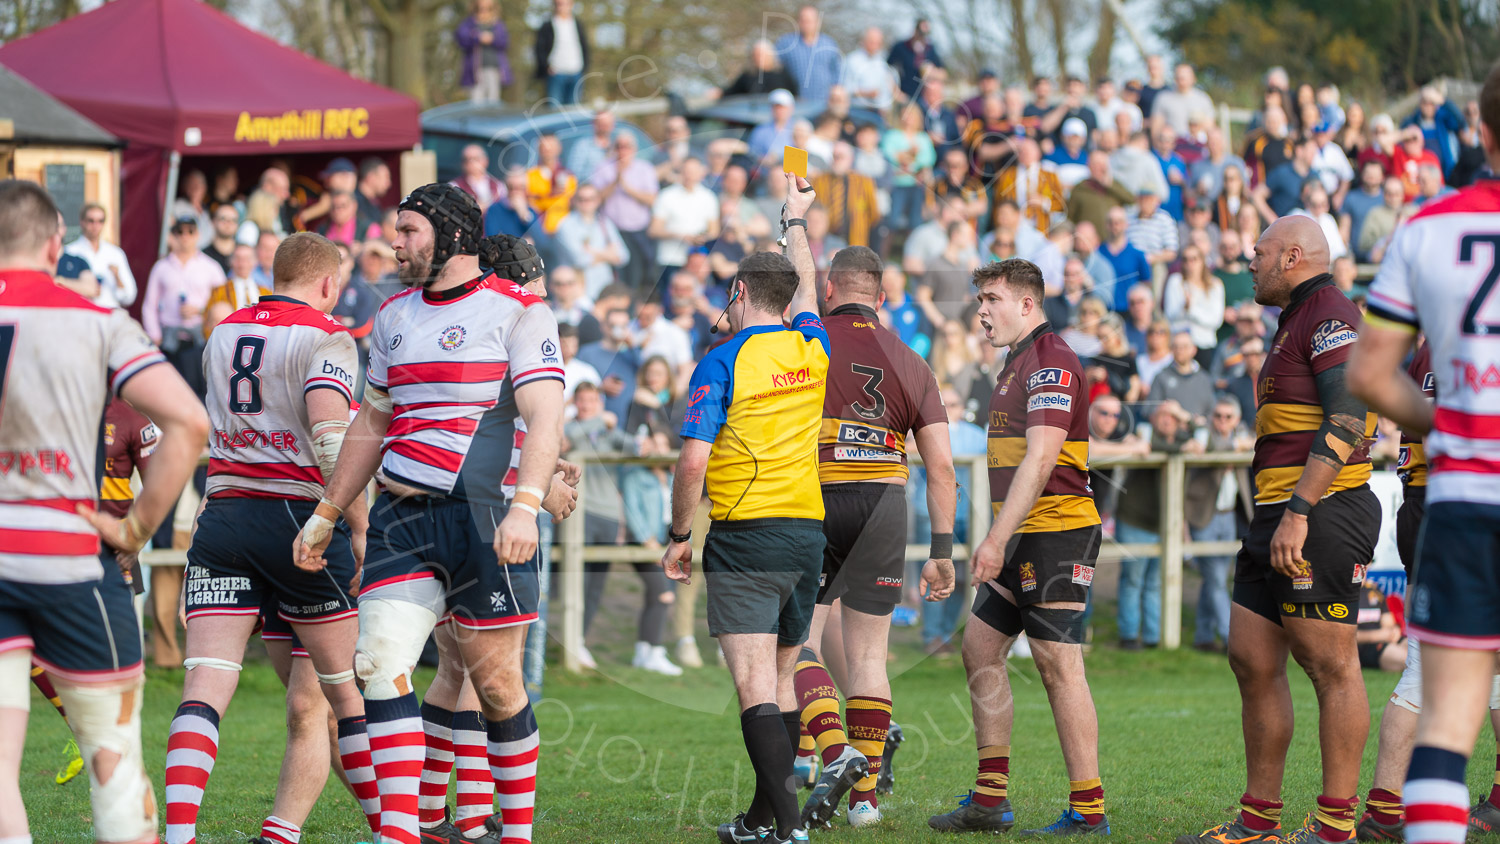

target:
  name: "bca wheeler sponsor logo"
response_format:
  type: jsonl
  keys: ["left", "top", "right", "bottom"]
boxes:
{"left": 1027, "top": 392, "right": 1072, "bottom": 413}
{"left": 1026, "top": 367, "right": 1073, "bottom": 392}
{"left": 836, "top": 422, "right": 896, "bottom": 449}
{"left": 1310, "top": 320, "right": 1358, "bottom": 358}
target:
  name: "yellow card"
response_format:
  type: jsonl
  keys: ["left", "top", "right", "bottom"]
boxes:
{"left": 783, "top": 146, "right": 808, "bottom": 179}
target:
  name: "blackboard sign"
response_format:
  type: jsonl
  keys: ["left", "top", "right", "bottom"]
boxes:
{"left": 45, "top": 163, "right": 86, "bottom": 243}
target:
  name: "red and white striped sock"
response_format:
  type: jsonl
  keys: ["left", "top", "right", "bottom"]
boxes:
{"left": 164, "top": 701, "right": 220, "bottom": 844}
{"left": 453, "top": 710, "right": 495, "bottom": 838}
{"left": 1406, "top": 746, "right": 1471, "bottom": 844}
{"left": 418, "top": 701, "right": 455, "bottom": 829}
{"left": 488, "top": 704, "right": 539, "bottom": 844}
{"left": 259, "top": 815, "right": 301, "bottom": 844}
{"left": 366, "top": 694, "right": 427, "bottom": 844}
{"left": 336, "top": 716, "right": 382, "bottom": 834}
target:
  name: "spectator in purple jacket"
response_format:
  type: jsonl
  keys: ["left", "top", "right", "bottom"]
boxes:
{"left": 455, "top": 0, "right": 511, "bottom": 104}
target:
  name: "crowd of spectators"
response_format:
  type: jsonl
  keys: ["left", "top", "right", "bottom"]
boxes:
{"left": 66, "top": 7, "right": 1488, "bottom": 667}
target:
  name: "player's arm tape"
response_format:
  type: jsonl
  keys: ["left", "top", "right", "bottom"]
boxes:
{"left": 1311, "top": 363, "right": 1370, "bottom": 465}
{"left": 930, "top": 532, "right": 953, "bottom": 560}
{"left": 312, "top": 419, "right": 349, "bottom": 484}
{"left": 363, "top": 387, "right": 393, "bottom": 414}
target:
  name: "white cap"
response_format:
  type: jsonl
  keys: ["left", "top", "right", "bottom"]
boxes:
{"left": 1061, "top": 117, "right": 1088, "bottom": 138}
{"left": 769, "top": 88, "right": 795, "bottom": 108}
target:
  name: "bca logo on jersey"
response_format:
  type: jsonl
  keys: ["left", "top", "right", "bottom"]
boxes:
{"left": 438, "top": 325, "right": 467, "bottom": 351}
{"left": 837, "top": 422, "right": 896, "bottom": 449}
{"left": 1422, "top": 372, "right": 1436, "bottom": 393}
{"left": 1311, "top": 320, "right": 1358, "bottom": 358}
{"left": 1027, "top": 368, "right": 1072, "bottom": 392}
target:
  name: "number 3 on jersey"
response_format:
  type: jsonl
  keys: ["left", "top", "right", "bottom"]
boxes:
{"left": 229, "top": 336, "right": 266, "bottom": 415}
{"left": 851, "top": 363, "right": 886, "bottom": 420}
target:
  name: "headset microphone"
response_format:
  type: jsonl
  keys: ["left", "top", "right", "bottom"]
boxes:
{"left": 710, "top": 287, "right": 740, "bottom": 335}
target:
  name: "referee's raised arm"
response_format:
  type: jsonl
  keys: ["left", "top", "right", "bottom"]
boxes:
{"left": 782, "top": 171, "right": 819, "bottom": 317}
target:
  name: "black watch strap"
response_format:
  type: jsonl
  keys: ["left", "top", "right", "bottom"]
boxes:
{"left": 670, "top": 529, "right": 692, "bottom": 543}
{"left": 785, "top": 218, "right": 807, "bottom": 229}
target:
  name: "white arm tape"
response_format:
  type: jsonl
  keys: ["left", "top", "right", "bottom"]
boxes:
{"left": 311, "top": 419, "right": 349, "bottom": 484}
{"left": 364, "top": 388, "right": 393, "bottom": 414}
{"left": 184, "top": 657, "right": 243, "bottom": 672}
{"left": 301, "top": 512, "right": 336, "bottom": 549}
{"left": 317, "top": 668, "right": 357, "bottom": 685}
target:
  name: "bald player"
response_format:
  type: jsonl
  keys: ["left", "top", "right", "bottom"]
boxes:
{"left": 1177, "top": 216, "right": 1379, "bottom": 844}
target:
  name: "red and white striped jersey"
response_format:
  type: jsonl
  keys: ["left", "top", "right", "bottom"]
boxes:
{"left": 0, "top": 270, "right": 166, "bottom": 584}
{"left": 1368, "top": 177, "right": 1500, "bottom": 506}
{"left": 367, "top": 274, "right": 562, "bottom": 505}
{"left": 203, "top": 295, "right": 357, "bottom": 502}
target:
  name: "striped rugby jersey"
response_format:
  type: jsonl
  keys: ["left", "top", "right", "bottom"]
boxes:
{"left": 1368, "top": 177, "right": 1500, "bottom": 506}
{"left": 987, "top": 323, "right": 1099, "bottom": 533}
{"left": 1253, "top": 275, "right": 1376, "bottom": 504}
{"left": 367, "top": 274, "right": 562, "bottom": 505}
{"left": 0, "top": 270, "right": 166, "bottom": 584}
{"left": 100, "top": 398, "right": 157, "bottom": 518}
{"left": 1397, "top": 342, "right": 1434, "bottom": 489}
{"left": 203, "top": 295, "right": 357, "bottom": 501}
{"left": 817, "top": 303, "right": 945, "bottom": 484}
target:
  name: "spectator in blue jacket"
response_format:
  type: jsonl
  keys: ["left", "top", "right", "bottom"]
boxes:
{"left": 775, "top": 5, "right": 843, "bottom": 107}
{"left": 1098, "top": 205, "right": 1155, "bottom": 312}
{"left": 1402, "top": 84, "right": 1466, "bottom": 177}
{"left": 454, "top": 0, "right": 511, "bottom": 104}
{"left": 886, "top": 18, "right": 942, "bottom": 103}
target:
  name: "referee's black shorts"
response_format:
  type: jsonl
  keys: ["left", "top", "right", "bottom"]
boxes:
{"left": 818, "top": 482, "right": 907, "bottom": 616}
{"left": 703, "top": 517, "right": 825, "bottom": 646}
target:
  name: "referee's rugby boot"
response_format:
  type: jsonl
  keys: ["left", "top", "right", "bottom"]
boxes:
{"left": 765, "top": 829, "right": 810, "bottom": 844}
{"left": 1021, "top": 808, "right": 1110, "bottom": 836}
{"left": 716, "top": 812, "right": 769, "bottom": 844}
{"left": 876, "top": 721, "right": 902, "bottom": 794}
{"left": 928, "top": 791, "right": 1017, "bottom": 833}
{"left": 1355, "top": 811, "right": 1404, "bottom": 841}
{"left": 801, "top": 744, "right": 869, "bottom": 828}
{"left": 1472, "top": 799, "right": 1500, "bottom": 836}
{"left": 1174, "top": 817, "right": 1281, "bottom": 844}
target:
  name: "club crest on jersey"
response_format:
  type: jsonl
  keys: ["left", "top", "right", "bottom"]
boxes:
{"left": 541, "top": 338, "right": 559, "bottom": 364}
{"left": 438, "top": 325, "right": 467, "bottom": 351}
{"left": 1310, "top": 320, "right": 1358, "bottom": 358}
{"left": 104, "top": 423, "right": 116, "bottom": 446}
{"left": 998, "top": 373, "right": 1015, "bottom": 395}
{"left": 1019, "top": 561, "right": 1037, "bottom": 591}
{"left": 1026, "top": 368, "right": 1072, "bottom": 392}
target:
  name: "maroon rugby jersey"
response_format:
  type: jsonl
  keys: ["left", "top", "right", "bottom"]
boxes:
{"left": 987, "top": 323, "right": 1098, "bottom": 532}
{"left": 1397, "top": 342, "right": 1434, "bottom": 489}
{"left": 818, "top": 303, "right": 945, "bottom": 483}
{"left": 100, "top": 399, "right": 157, "bottom": 519}
{"left": 1253, "top": 275, "right": 1376, "bottom": 504}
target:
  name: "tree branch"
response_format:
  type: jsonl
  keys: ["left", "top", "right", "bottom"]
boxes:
{"left": 364, "top": 0, "right": 395, "bottom": 34}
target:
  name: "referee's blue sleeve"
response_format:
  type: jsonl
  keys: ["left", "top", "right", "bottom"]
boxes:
{"left": 792, "top": 312, "right": 830, "bottom": 356}
{"left": 680, "top": 351, "right": 732, "bottom": 443}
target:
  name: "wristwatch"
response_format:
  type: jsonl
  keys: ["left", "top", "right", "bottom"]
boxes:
{"left": 669, "top": 529, "right": 692, "bottom": 544}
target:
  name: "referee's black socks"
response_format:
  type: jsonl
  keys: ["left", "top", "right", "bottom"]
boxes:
{"left": 741, "top": 702, "right": 800, "bottom": 836}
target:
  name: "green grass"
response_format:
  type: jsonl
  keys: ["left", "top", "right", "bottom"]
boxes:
{"left": 17, "top": 638, "right": 1500, "bottom": 844}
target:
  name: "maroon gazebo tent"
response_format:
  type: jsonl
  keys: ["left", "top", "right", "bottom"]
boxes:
{"left": 0, "top": 0, "right": 421, "bottom": 289}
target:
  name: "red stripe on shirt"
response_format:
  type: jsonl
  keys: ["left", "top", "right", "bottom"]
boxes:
{"left": 4, "top": 497, "right": 94, "bottom": 515}
{"left": 387, "top": 361, "right": 508, "bottom": 386}
{"left": 512, "top": 367, "right": 564, "bottom": 382}
{"left": 393, "top": 400, "right": 497, "bottom": 417}
{"left": 305, "top": 376, "right": 353, "bottom": 396}
{"left": 1434, "top": 407, "right": 1500, "bottom": 439}
{"left": 387, "top": 439, "right": 466, "bottom": 472}
{"left": 0, "top": 527, "right": 98, "bottom": 556}
{"left": 1430, "top": 455, "right": 1500, "bottom": 476}
{"left": 386, "top": 415, "right": 481, "bottom": 439}
{"left": 208, "top": 458, "right": 323, "bottom": 483}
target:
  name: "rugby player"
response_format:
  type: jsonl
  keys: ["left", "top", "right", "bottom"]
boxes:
{"left": 928, "top": 258, "right": 1108, "bottom": 836}
{"left": 0, "top": 179, "right": 209, "bottom": 844}
{"left": 415, "top": 235, "right": 579, "bottom": 844}
{"left": 1348, "top": 59, "right": 1500, "bottom": 844}
{"left": 163, "top": 232, "right": 374, "bottom": 844}
{"left": 793, "top": 243, "right": 956, "bottom": 829}
{"left": 1178, "top": 215, "right": 1379, "bottom": 844}
{"left": 661, "top": 171, "right": 827, "bottom": 844}
{"left": 298, "top": 184, "right": 564, "bottom": 844}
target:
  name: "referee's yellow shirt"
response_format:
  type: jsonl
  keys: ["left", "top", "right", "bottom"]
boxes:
{"left": 680, "top": 312, "right": 830, "bottom": 522}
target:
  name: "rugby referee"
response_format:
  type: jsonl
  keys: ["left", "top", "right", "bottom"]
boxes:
{"left": 659, "top": 171, "right": 827, "bottom": 844}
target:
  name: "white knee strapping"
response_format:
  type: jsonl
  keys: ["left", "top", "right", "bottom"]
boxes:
{"left": 317, "top": 668, "right": 357, "bottom": 685}
{"left": 1490, "top": 673, "right": 1500, "bottom": 711}
{"left": 55, "top": 677, "right": 157, "bottom": 843}
{"left": 1390, "top": 637, "right": 1422, "bottom": 714}
{"left": 0, "top": 650, "right": 31, "bottom": 711}
{"left": 355, "top": 598, "right": 437, "bottom": 699}
{"left": 183, "top": 657, "right": 242, "bottom": 672}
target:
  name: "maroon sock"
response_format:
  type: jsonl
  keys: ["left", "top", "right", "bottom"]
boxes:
{"left": 1239, "top": 793, "right": 1283, "bottom": 832}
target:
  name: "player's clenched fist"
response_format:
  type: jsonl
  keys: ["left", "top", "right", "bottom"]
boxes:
{"left": 659, "top": 539, "right": 692, "bottom": 584}
{"left": 494, "top": 507, "right": 539, "bottom": 565}
{"left": 293, "top": 499, "right": 340, "bottom": 572}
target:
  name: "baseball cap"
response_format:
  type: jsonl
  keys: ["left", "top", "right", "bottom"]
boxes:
{"left": 322, "top": 157, "right": 357, "bottom": 178}
{"left": 171, "top": 215, "right": 198, "bottom": 233}
{"left": 979, "top": 69, "right": 998, "bottom": 81}
{"left": 769, "top": 88, "right": 795, "bottom": 108}
{"left": 1061, "top": 117, "right": 1088, "bottom": 138}
{"left": 56, "top": 253, "right": 89, "bottom": 280}
{"left": 1313, "top": 119, "right": 1336, "bottom": 134}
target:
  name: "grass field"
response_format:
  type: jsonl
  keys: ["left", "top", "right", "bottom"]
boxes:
{"left": 17, "top": 630, "right": 1500, "bottom": 844}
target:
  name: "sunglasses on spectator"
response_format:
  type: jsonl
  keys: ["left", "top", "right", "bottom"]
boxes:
{"left": 1096, "top": 409, "right": 1120, "bottom": 419}
{"left": 1148, "top": 327, "right": 1168, "bottom": 335}
{"left": 1213, "top": 412, "right": 1237, "bottom": 420}
{"left": 83, "top": 216, "right": 105, "bottom": 224}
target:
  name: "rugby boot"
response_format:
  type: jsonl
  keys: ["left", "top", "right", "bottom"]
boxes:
{"left": 876, "top": 721, "right": 903, "bottom": 794}
{"left": 716, "top": 813, "right": 769, "bottom": 844}
{"left": 801, "top": 744, "right": 869, "bottom": 828}
{"left": 929, "top": 791, "right": 1017, "bottom": 833}
{"left": 1021, "top": 808, "right": 1110, "bottom": 835}
{"left": 1173, "top": 818, "right": 1281, "bottom": 844}
{"left": 1472, "top": 799, "right": 1500, "bottom": 836}
{"left": 1355, "top": 811, "right": 1404, "bottom": 841}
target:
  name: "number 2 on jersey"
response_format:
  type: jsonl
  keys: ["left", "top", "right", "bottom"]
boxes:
{"left": 1461, "top": 234, "right": 1500, "bottom": 336}
{"left": 0, "top": 325, "right": 14, "bottom": 422}
{"left": 229, "top": 336, "right": 266, "bottom": 415}
{"left": 851, "top": 363, "right": 886, "bottom": 420}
